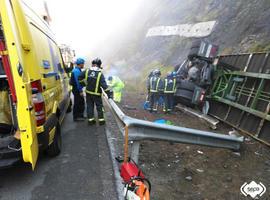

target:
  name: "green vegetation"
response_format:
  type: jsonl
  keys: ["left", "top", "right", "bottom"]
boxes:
{"left": 249, "top": 42, "right": 270, "bottom": 52}
{"left": 123, "top": 60, "right": 174, "bottom": 93}
{"left": 221, "top": 47, "right": 234, "bottom": 55}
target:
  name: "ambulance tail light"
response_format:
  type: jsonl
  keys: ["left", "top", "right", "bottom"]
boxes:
{"left": 31, "top": 80, "right": 46, "bottom": 126}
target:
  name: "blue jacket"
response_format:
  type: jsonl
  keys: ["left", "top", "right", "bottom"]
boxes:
{"left": 71, "top": 66, "right": 83, "bottom": 92}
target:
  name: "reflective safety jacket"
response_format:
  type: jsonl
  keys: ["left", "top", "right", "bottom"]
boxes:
{"left": 148, "top": 76, "right": 163, "bottom": 93}
{"left": 79, "top": 68, "right": 109, "bottom": 96}
{"left": 164, "top": 77, "right": 176, "bottom": 93}
{"left": 107, "top": 76, "right": 125, "bottom": 92}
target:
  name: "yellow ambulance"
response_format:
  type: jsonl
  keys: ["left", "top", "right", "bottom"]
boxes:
{"left": 0, "top": 0, "right": 71, "bottom": 169}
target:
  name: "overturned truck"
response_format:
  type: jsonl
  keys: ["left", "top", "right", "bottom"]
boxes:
{"left": 174, "top": 40, "right": 218, "bottom": 109}
{"left": 174, "top": 40, "right": 270, "bottom": 145}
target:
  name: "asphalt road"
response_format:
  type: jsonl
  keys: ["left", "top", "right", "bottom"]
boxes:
{"left": 0, "top": 113, "right": 118, "bottom": 200}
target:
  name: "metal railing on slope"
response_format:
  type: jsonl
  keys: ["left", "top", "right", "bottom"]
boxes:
{"left": 103, "top": 95, "right": 243, "bottom": 163}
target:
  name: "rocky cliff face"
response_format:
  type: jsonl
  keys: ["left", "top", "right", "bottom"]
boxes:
{"left": 101, "top": 0, "right": 270, "bottom": 87}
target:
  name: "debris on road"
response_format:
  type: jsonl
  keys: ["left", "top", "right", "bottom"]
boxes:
{"left": 196, "top": 169, "right": 204, "bottom": 173}
{"left": 232, "top": 152, "right": 241, "bottom": 157}
{"left": 154, "top": 119, "right": 174, "bottom": 125}
{"left": 255, "top": 151, "right": 263, "bottom": 156}
{"left": 122, "top": 105, "right": 137, "bottom": 110}
{"left": 185, "top": 176, "right": 192, "bottom": 181}
{"left": 197, "top": 150, "right": 204, "bottom": 155}
{"left": 228, "top": 129, "right": 241, "bottom": 137}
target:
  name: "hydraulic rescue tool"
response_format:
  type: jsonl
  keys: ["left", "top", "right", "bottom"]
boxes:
{"left": 118, "top": 126, "right": 151, "bottom": 200}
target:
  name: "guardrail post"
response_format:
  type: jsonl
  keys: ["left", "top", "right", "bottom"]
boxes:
{"left": 130, "top": 141, "right": 140, "bottom": 164}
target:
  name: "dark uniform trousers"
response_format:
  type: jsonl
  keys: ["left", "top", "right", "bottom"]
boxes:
{"left": 163, "top": 77, "right": 176, "bottom": 112}
{"left": 79, "top": 68, "right": 109, "bottom": 124}
{"left": 72, "top": 89, "right": 85, "bottom": 119}
{"left": 164, "top": 93, "right": 174, "bottom": 112}
{"left": 86, "top": 94, "right": 104, "bottom": 121}
{"left": 148, "top": 76, "right": 162, "bottom": 112}
{"left": 149, "top": 92, "right": 160, "bottom": 111}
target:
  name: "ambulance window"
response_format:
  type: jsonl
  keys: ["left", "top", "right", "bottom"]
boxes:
{"left": 57, "top": 63, "right": 64, "bottom": 73}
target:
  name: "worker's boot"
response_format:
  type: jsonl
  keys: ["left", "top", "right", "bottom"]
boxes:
{"left": 88, "top": 118, "right": 96, "bottom": 126}
{"left": 99, "top": 119, "right": 106, "bottom": 126}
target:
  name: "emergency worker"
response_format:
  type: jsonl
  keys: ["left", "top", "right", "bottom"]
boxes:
{"left": 145, "top": 70, "right": 155, "bottom": 105}
{"left": 70, "top": 58, "right": 85, "bottom": 121}
{"left": 79, "top": 58, "right": 112, "bottom": 125}
{"left": 147, "top": 69, "right": 163, "bottom": 112}
{"left": 163, "top": 72, "right": 177, "bottom": 113}
{"left": 107, "top": 76, "right": 125, "bottom": 103}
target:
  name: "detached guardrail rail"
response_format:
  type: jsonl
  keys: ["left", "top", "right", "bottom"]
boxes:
{"left": 104, "top": 96, "right": 244, "bottom": 163}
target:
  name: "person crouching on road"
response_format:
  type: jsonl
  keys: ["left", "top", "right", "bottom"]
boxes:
{"left": 147, "top": 69, "right": 163, "bottom": 112}
{"left": 79, "top": 58, "right": 112, "bottom": 125}
{"left": 107, "top": 76, "right": 125, "bottom": 103}
{"left": 163, "top": 72, "right": 177, "bottom": 113}
{"left": 70, "top": 58, "right": 85, "bottom": 121}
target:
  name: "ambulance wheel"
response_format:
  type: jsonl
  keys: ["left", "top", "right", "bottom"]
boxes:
{"left": 47, "top": 122, "right": 62, "bottom": 157}
{"left": 66, "top": 98, "right": 72, "bottom": 113}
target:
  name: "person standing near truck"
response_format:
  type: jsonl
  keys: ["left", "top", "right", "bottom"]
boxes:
{"left": 79, "top": 58, "right": 112, "bottom": 125}
{"left": 70, "top": 58, "right": 85, "bottom": 121}
{"left": 147, "top": 69, "right": 163, "bottom": 112}
{"left": 144, "top": 70, "right": 155, "bottom": 109}
{"left": 163, "top": 72, "right": 177, "bottom": 113}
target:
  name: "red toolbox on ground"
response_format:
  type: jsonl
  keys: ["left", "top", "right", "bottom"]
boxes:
{"left": 120, "top": 160, "right": 145, "bottom": 183}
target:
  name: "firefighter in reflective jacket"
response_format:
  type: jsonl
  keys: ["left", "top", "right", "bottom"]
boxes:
{"left": 79, "top": 58, "right": 111, "bottom": 125}
{"left": 163, "top": 72, "right": 177, "bottom": 113}
{"left": 147, "top": 69, "right": 163, "bottom": 112}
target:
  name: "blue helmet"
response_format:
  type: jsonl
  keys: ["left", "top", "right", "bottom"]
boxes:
{"left": 75, "top": 58, "right": 85, "bottom": 65}
{"left": 171, "top": 71, "right": 177, "bottom": 78}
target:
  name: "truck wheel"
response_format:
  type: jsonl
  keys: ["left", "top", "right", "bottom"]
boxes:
{"left": 47, "top": 122, "right": 62, "bottom": 157}
{"left": 66, "top": 98, "right": 72, "bottom": 113}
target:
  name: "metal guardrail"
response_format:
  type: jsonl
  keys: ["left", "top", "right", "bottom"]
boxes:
{"left": 104, "top": 96, "right": 244, "bottom": 163}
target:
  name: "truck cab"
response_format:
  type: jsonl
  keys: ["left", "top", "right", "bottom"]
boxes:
{"left": 174, "top": 40, "right": 218, "bottom": 108}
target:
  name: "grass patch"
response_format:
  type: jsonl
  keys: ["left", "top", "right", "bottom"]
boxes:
{"left": 249, "top": 41, "right": 270, "bottom": 52}
{"left": 123, "top": 60, "right": 174, "bottom": 93}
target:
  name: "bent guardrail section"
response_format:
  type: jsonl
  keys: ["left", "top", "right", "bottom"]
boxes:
{"left": 104, "top": 96, "right": 243, "bottom": 162}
